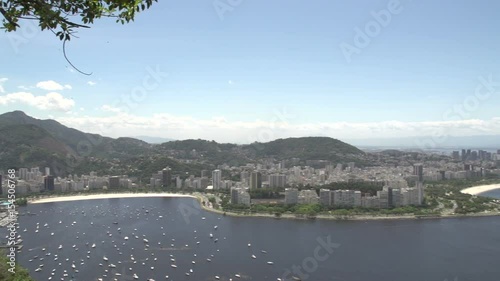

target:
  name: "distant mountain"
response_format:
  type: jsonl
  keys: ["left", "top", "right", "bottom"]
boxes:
{"left": 243, "top": 137, "right": 366, "bottom": 164}
{"left": 134, "top": 136, "right": 175, "bottom": 144}
{"left": 156, "top": 137, "right": 366, "bottom": 166}
{"left": 0, "top": 111, "right": 170, "bottom": 177}
{"left": 0, "top": 111, "right": 369, "bottom": 179}
{"left": 347, "top": 135, "right": 500, "bottom": 150}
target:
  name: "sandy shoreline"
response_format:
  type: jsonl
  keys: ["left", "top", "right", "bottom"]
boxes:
{"left": 30, "top": 193, "right": 196, "bottom": 204}
{"left": 461, "top": 184, "right": 500, "bottom": 195}
{"left": 26, "top": 192, "right": 500, "bottom": 221}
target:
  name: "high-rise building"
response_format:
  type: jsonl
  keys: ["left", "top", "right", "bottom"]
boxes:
{"left": 269, "top": 174, "right": 286, "bottom": 188}
{"left": 413, "top": 164, "right": 424, "bottom": 183}
{"left": 391, "top": 188, "right": 401, "bottom": 207}
{"left": 416, "top": 182, "right": 424, "bottom": 205}
{"left": 18, "top": 168, "right": 28, "bottom": 180}
{"left": 354, "top": 191, "right": 362, "bottom": 207}
{"left": 230, "top": 187, "right": 251, "bottom": 205}
{"left": 212, "top": 169, "right": 222, "bottom": 190}
{"left": 378, "top": 189, "right": 390, "bottom": 209}
{"left": 45, "top": 167, "right": 50, "bottom": 176}
{"left": 200, "top": 177, "right": 209, "bottom": 189}
{"left": 250, "top": 171, "right": 262, "bottom": 189}
{"left": 230, "top": 187, "right": 239, "bottom": 204}
{"left": 44, "top": 175, "right": 55, "bottom": 191}
{"left": 162, "top": 167, "right": 172, "bottom": 188}
{"left": 0, "top": 174, "right": 2, "bottom": 195}
{"left": 319, "top": 189, "right": 331, "bottom": 206}
{"left": 109, "top": 176, "right": 120, "bottom": 189}
{"left": 285, "top": 188, "right": 299, "bottom": 204}
{"left": 452, "top": 151, "right": 460, "bottom": 160}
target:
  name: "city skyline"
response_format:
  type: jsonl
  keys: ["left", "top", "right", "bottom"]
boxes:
{"left": 1, "top": 1, "right": 500, "bottom": 143}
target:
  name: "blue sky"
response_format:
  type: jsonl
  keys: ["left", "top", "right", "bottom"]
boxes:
{"left": 1, "top": 0, "right": 500, "bottom": 144}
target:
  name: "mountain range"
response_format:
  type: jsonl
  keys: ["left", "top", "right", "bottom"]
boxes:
{"left": 0, "top": 111, "right": 367, "bottom": 180}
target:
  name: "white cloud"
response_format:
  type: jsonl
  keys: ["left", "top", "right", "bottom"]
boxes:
{"left": 87, "top": 81, "right": 97, "bottom": 86}
{"left": 0, "top": 78, "right": 7, "bottom": 93}
{"left": 54, "top": 111, "right": 500, "bottom": 144}
{"left": 18, "top": 85, "right": 30, "bottom": 90}
{"left": 228, "top": 80, "right": 233, "bottom": 85}
{"left": 0, "top": 92, "right": 75, "bottom": 111}
{"left": 100, "top": 105, "right": 122, "bottom": 113}
{"left": 36, "top": 80, "right": 72, "bottom": 91}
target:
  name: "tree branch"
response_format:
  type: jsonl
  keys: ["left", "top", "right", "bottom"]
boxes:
{"left": 0, "top": 7, "right": 19, "bottom": 28}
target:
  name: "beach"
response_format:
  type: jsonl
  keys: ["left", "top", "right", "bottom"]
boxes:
{"left": 29, "top": 193, "right": 196, "bottom": 204}
{"left": 461, "top": 184, "right": 500, "bottom": 195}
{"left": 26, "top": 191, "right": 500, "bottom": 221}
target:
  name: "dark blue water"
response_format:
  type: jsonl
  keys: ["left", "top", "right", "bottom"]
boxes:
{"left": 10, "top": 196, "right": 500, "bottom": 281}
{"left": 480, "top": 188, "right": 500, "bottom": 199}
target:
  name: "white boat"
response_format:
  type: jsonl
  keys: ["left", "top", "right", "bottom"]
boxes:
{"left": 133, "top": 273, "right": 139, "bottom": 279}
{"left": 252, "top": 255, "right": 256, "bottom": 259}
{"left": 92, "top": 244, "right": 96, "bottom": 248}
{"left": 214, "top": 225, "right": 218, "bottom": 229}
{"left": 209, "top": 233, "right": 213, "bottom": 238}
{"left": 235, "top": 274, "right": 241, "bottom": 278}
{"left": 171, "top": 264, "right": 177, "bottom": 268}
{"left": 103, "top": 256, "right": 108, "bottom": 261}
{"left": 267, "top": 261, "right": 274, "bottom": 265}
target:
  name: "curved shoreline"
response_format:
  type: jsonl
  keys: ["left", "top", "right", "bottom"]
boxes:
{"left": 461, "top": 184, "right": 500, "bottom": 196}
{"left": 29, "top": 193, "right": 196, "bottom": 204}
{"left": 25, "top": 192, "right": 500, "bottom": 221}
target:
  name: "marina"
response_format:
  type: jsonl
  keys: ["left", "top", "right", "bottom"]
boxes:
{"left": 4, "top": 196, "right": 500, "bottom": 281}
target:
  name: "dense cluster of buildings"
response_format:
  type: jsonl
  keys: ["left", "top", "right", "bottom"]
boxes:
{"left": 2, "top": 147, "right": 500, "bottom": 205}
{"left": 282, "top": 183, "right": 424, "bottom": 209}
{"left": 281, "top": 164, "right": 425, "bottom": 208}
{"left": 0, "top": 167, "right": 137, "bottom": 195}
{"left": 452, "top": 149, "right": 500, "bottom": 162}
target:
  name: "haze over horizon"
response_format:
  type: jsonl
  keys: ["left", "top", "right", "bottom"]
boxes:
{"left": 1, "top": 0, "right": 500, "bottom": 144}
